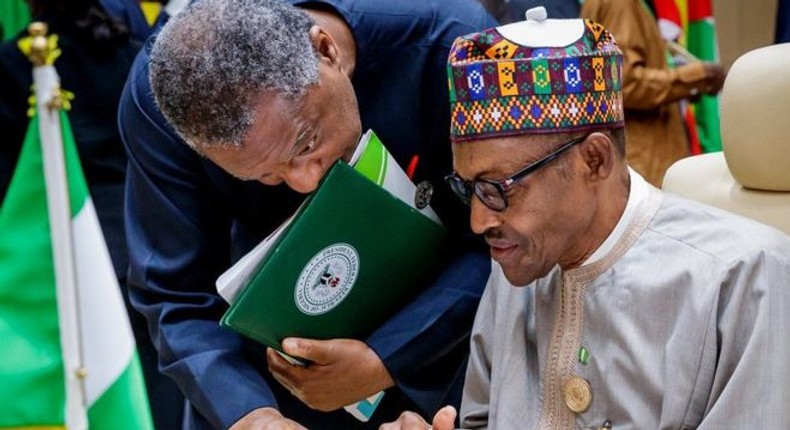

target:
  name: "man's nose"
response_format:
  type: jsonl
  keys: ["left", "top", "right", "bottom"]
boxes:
{"left": 469, "top": 198, "right": 502, "bottom": 235}
{"left": 258, "top": 175, "right": 284, "bottom": 187}
{"left": 283, "top": 161, "right": 326, "bottom": 194}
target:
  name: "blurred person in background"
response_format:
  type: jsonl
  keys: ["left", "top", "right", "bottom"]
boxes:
{"left": 101, "top": 0, "right": 189, "bottom": 42}
{"left": 580, "top": 0, "right": 725, "bottom": 186}
{"left": 777, "top": 0, "right": 790, "bottom": 43}
{"left": 0, "top": 0, "right": 183, "bottom": 427}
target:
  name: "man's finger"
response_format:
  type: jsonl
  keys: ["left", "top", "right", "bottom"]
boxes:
{"left": 378, "top": 411, "right": 430, "bottom": 429}
{"left": 266, "top": 347, "right": 292, "bottom": 371}
{"left": 282, "top": 337, "right": 332, "bottom": 364}
{"left": 267, "top": 347, "right": 307, "bottom": 386}
{"left": 431, "top": 406, "right": 457, "bottom": 430}
{"left": 268, "top": 364, "right": 298, "bottom": 396}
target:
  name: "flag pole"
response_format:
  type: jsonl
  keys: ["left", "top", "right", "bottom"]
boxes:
{"left": 26, "top": 22, "right": 89, "bottom": 430}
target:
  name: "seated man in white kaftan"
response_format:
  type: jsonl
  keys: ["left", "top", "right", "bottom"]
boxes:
{"left": 381, "top": 7, "right": 790, "bottom": 430}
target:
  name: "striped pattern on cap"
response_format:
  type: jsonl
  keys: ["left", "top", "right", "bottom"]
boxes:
{"left": 448, "top": 16, "right": 624, "bottom": 141}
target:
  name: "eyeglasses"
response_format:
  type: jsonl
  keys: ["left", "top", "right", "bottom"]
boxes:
{"left": 445, "top": 134, "right": 589, "bottom": 211}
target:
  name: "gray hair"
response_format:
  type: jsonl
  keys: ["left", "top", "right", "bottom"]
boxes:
{"left": 149, "top": 0, "right": 319, "bottom": 149}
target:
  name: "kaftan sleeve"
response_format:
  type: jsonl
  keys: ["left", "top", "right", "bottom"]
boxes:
{"left": 697, "top": 244, "right": 790, "bottom": 428}
{"left": 459, "top": 271, "right": 499, "bottom": 429}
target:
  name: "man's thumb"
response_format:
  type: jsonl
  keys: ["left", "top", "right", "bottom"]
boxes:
{"left": 282, "top": 337, "right": 329, "bottom": 364}
{"left": 432, "top": 405, "right": 457, "bottom": 430}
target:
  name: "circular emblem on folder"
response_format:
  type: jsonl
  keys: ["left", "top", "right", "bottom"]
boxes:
{"left": 415, "top": 181, "right": 434, "bottom": 209}
{"left": 295, "top": 243, "right": 359, "bottom": 315}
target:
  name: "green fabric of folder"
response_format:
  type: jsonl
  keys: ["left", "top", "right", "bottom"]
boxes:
{"left": 220, "top": 161, "right": 447, "bottom": 355}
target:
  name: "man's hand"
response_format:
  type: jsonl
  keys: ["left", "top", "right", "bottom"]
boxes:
{"left": 378, "top": 406, "right": 457, "bottom": 430}
{"left": 229, "top": 407, "right": 308, "bottom": 430}
{"left": 267, "top": 338, "right": 395, "bottom": 411}
{"left": 702, "top": 62, "right": 726, "bottom": 95}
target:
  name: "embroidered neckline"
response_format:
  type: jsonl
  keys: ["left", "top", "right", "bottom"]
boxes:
{"left": 535, "top": 183, "right": 663, "bottom": 429}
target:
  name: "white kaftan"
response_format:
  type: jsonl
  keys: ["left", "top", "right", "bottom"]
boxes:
{"left": 461, "top": 171, "right": 790, "bottom": 429}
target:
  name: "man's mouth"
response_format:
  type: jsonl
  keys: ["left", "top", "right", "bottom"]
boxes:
{"left": 487, "top": 239, "right": 518, "bottom": 262}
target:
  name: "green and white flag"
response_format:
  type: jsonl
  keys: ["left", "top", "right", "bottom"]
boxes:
{"left": 0, "top": 0, "right": 31, "bottom": 41}
{"left": 0, "top": 40, "right": 152, "bottom": 430}
{"left": 685, "top": 0, "right": 721, "bottom": 153}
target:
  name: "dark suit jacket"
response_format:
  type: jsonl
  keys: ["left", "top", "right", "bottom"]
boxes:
{"left": 119, "top": 1, "right": 495, "bottom": 428}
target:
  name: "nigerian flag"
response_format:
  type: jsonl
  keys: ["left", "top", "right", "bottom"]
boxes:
{"left": 0, "top": 29, "right": 152, "bottom": 430}
{"left": 685, "top": 0, "right": 721, "bottom": 153}
{"left": 0, "top": 0, "right": 31, "bottom": 41}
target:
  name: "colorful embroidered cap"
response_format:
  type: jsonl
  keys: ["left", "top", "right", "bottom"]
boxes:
{"left": 447, "top": 7, "right": 624, "bottom": 142}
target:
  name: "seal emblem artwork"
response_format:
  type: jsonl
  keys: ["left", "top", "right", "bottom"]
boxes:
{"left": 295, "top": 243, "right": 359, "bottom": 315}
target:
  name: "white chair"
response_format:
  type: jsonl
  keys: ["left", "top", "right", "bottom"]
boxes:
{"left": 662, "top": 43, "right": 790, "bottom": 235}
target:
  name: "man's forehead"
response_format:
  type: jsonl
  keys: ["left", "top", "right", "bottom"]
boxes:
{"left": 246, "top": 92, "right": 306, "bottom": 141}
{"left": 252, "top": 89, "right": 305, "bottom": 117}
{"left": 453, "top": 134, "right": 549, "bottom": 157}
{"left": 452, "top": 134, "right": 546, "bottom": 175}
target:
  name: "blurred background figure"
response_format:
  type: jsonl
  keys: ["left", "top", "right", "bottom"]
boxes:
{"left": 0, "top": 0, "right": 183, "bottom": 428}
{"left": 101, "top": 0, "right": 188, "bottom": 42}
{"left": 580, "top": 0, "right": 726, "bottom": 187}
{"left": 97, "top": 0, "right": 167, "bottom": 42}
{"left": 777, "top": 0, "right": 790, "bottom": 43}
{"left": 649, "top": 0, "right": 725, "bottom": 159}
{"left": 1, "top": 0, "right": 180, "bottom": 44}
{"left": 476, "top": 0, "right": 509, "bottom": 22}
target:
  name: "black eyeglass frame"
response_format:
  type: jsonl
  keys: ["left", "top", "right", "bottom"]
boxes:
{"left": 445, "top": 134, "right": 590, "bottom": 211}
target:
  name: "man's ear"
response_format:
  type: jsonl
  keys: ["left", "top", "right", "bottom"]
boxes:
{"left": 309, "top": 25, "right": 340, "bottom": 67}
{"left": 578, "top": 132, "right": 615, "bottom": 182}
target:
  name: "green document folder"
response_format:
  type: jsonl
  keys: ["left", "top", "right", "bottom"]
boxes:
{"left": 219, "top": 160, "right": 448, "bottom": 355}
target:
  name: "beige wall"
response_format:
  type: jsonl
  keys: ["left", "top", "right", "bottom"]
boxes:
{"left": 714, "top": 0, "right": 778, "bottom": 70}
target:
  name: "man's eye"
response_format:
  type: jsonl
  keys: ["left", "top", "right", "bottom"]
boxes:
{"left": 299, "top": 135, "right": 318, "bottom": 155}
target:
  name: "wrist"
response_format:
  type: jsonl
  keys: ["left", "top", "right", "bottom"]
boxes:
{"left": 366, "top": 344, "right": 396, "bottom": 392}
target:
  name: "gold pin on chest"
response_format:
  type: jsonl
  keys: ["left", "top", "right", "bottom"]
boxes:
{"left": 563, "top": 375, "right": 592, "bottom": 413}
